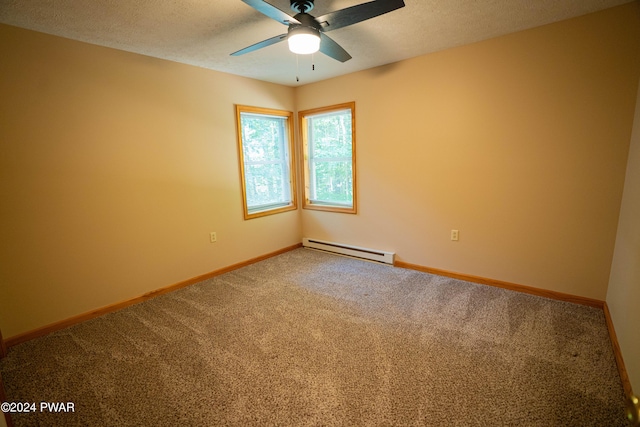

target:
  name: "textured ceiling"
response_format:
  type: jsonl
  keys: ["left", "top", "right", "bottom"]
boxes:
{"left": 0, "top": 0, "right": 634, "bottom": 86}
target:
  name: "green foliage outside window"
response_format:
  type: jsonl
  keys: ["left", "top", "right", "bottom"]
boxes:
{"left": 241, "top": 114, "right": 290, "bottom": 209}
{"left": 307, "top": 109, "right": 353, "bottom": 207}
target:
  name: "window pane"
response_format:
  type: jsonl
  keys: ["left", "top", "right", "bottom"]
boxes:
{"left": 311, "top": 160, "right": 352, "bottom": 205}
{"left": 309, "top": 111, "right": 352, "bottom": 159}
{"left": 241, "top": 115, "right": 285, "bottom": 162}
{"left": 245, "top": 163, "right": 289, "bottom": 208}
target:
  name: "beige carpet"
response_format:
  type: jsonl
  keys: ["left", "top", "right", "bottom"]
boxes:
{"left": 0, "top": 248, "right": 627, "bottom": 426}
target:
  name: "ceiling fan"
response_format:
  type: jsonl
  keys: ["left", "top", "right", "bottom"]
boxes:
{"left": 231, "top": 0, "right": 405, "bottom": 62}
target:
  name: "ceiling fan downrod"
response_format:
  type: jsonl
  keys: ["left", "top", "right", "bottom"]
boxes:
{"left": 290, "top": 0, "right": 314, "bottom": 13}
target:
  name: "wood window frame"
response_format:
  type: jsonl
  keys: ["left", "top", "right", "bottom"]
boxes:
{"left": 235, "top": 105, "right": 297, "bottom": 220}
{"left": 299, "top": 102, "right": 357, "bottom": 214}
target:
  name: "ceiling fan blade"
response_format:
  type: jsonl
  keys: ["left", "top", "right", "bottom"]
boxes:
{"left": 241, "top": 0, "right": 300, "bottom": 25}
{"left": 319, "top": 33, "right": 352, "bottom": 62}
{"left": 230, "top": 34, "right": 288, "bottom": 56}
{"left": 316, "top": 0, "right": 405, "bottom": 32}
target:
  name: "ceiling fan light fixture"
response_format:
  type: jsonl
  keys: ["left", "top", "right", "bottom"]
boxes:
{"left": 288, "top": 26, "right": 320, "bottom": 55}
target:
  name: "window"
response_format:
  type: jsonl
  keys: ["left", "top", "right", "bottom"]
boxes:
{"left": 300, "top": 102, "right": 356, "bottom": 213}
{"left": 236, "top": 105, "right": 297, "bottom": 219}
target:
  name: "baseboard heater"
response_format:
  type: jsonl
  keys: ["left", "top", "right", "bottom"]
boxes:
{"left": 302, "top": 238, "right": 395, "bottom": 265}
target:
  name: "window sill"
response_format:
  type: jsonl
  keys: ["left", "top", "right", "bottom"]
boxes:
{"left": 244, "top": 203, "right": 297, "bottom": 220}
{"left": 302, "top": 202, "right": 356, "bottom": 214}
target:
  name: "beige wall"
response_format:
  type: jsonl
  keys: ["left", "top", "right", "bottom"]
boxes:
{"left": 0, "top": 24, "right": 300, "bottom": 338}
{"left": 296, "top": 3, "right": 640, "bottom": 300}
{"left": 607, "top": 79, "right": 640, "bottom": 393}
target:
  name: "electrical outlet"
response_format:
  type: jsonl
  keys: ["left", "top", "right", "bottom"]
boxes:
{"left": 451, "top": 230, "right": 459, "bottom": 241}
{"left": 210, "top": 232, "right": 217, "bottom": 243}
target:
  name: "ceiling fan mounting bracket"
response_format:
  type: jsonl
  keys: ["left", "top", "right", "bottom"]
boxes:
{"left": 290, "top": 0, "right": 314, "bottom": 13}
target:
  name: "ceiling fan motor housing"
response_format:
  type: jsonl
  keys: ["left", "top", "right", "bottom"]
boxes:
{"left": 291, "top": 0, "right": 314, "bottom": 13}
{"left": 291, "top": 12, "right": 322, "bottom": 32}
